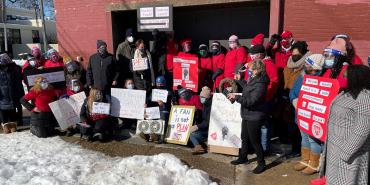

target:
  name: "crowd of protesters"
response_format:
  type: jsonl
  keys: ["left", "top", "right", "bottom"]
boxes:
{"left": 0, "top": 28, "right": 369, "bottom": 184}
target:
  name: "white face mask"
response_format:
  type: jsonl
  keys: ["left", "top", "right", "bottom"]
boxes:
{"left": 72, "top": 86, "right": 80, "bottom": 92}
{"left": 250, "top": 54, "right": 258, "bottom": 61}
{"left": 127, "top": 36, "right": 134, "bottom": 43}
{"left": 127, "top": 84, "right": 134, "bottom": 89}
{"left": 29, "top": 60, "right": 37, "bottom": 67}
{"left": 40, "top": 82, "right": 48, "bottom": 90}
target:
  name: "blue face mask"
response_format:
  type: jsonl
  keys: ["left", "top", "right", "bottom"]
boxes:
{"left": 324, "top": 59, "right": 334, "bottom": 68}
{"left": 200, "top": 97, "right": 206, "bottom": 104}
{"left": 248, "top": 69, "right": 253, "bottom": 77}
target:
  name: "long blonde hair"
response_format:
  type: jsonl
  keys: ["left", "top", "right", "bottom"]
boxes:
{"left": 30, "top": 76, "right": 52, "bottom": 93}
{"left": 87, "top": 88, "right": 102, "bottom": 113}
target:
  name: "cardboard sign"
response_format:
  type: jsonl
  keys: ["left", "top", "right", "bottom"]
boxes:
{"left": 137, "top": 5, "right": 173, "bottom": 32}
{"left": 151, "top": 89, "right": 168, "bottom": 103}
{"left": 136, "top": 120, "right": 165, "bottom": 135}
{"left": 173, "top": 56, "right": 199, "bottom": 92}
{"left": 92, "top": 102, "right": 110, "bottom": 115}
{"left": 208, "top": 93, "right": 242, "bottom": 155}
{"left": 145, "top": 107, "right": 161, "bottom": 119}
{"left": 23, "top": 66, "right": 65, "bottom": 89}
{"left": 111, "top": 88, "right": 146, "bottom": 119}
{"left": 165, "top": 106, "right": 195, "bottom": 145}
{"left": 297, "top": 76, "right": 340, "bottom": 142}
{"left": 49, "top": 92, "right": 86, "bottom": 130}
{"left": 132, "top": 58, "right": 148, "bottom": 71}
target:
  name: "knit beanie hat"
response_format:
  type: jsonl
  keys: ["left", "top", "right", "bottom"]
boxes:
{"left": 305, "top": 54, "right": 325, "bottom": 70}
{"left": 251, "top": 33, "right": 264, "bottom": 46}
{"left": 200, "top": 86, "right": 211, "bottom": 98}
{"left": 125, "top": 28, "right": 134, "bottom": 37}
{"left": 96, "top": 40, "right": 107, "bottom": 49}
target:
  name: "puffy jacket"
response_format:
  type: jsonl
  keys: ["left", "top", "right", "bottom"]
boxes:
{"left": 224, "top": 47, "right": 248, "bottom": 79}
{"left": 235, "top": 74, "right": 269, "bottom": 121}
{"left": 87, "top": 53, "right": 119, "bottom": 91}
{"left": 0, "top": 63, "right": 24, "bottom": 110}
{"left": 212, "top": 54, "right": 225, "bottom": 91}
{"left": 165, "top": 40, "right": 178, "bottom": 72}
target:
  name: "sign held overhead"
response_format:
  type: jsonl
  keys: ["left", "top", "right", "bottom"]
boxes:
{"left": 137, "top": 5, "right": 173, "bottom": 32}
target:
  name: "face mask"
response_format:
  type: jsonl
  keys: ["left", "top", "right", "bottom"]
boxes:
{"left": 95, "top": 92, "right": 103, "bottom": 101}
{"left": 324, "top": 59, "right": 335, "bottom": 68}
{"left": 211, "top": 48, "right": 219, "bottom": 55}
{"left": 200, "top": 97, "right": 206, "bottom": 104}
{"left": 248, "top": 69, "right": 253, "bottom": 77}
{"left": 29, "top": 60, "right": 37, "bottom": 67}
{"left": 127, "top": 36, "right": 134, "bottom": 43}
{"left": 291, "top": 55, "right": 302, "bottom": 62}
{"left": 229, "top": 43, "right": 237, "bottom": 49}
{"left": 127, "top": 84, "right": 134, "bottom": 89}
{"left": 199, "top": 50, "right": 207, "bottom": 57}
{"left": 98, "top": 47, "right": 107, "bottom": 56}
{"left": 72, "top": 85, "right": 80, "bottom": 92}
{"left": 281, "top": 40, "right": 290, "bottom": 48}
{"left": 40, "top": 82, "right": 48, "bottom": 90}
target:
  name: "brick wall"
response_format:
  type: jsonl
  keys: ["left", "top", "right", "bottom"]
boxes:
{"left": 284, "top": 0, "right": 370, "bottom": 63}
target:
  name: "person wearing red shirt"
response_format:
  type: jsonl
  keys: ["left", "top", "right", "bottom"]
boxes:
{"left": 224, "top": 35, "right": 248, "bottom": 79}
{"left": 199, "top": 44, "right": 213, "bottom": 89}
{"left": 22, "top": 46, "right": 46, "bottom": 73}
{"left": 177, "top": 39, "right": 198, "bottom": 58}
{"left": 211, "top": 41, "right": 225, "bottom": 92}
{"left": 165, "top": 32, "right": 178, "bottom": 90}
{"left": 20, "top": 76, "right": 58, "bottom": 138}
{"left": 177, "top": 88, "right": 203, "bottom": 110}
{"left": 44, "top": 49, "right": 64, "bottom": 68}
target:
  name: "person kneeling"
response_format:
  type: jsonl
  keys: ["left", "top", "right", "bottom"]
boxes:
{"left": 79, "top": 88, "right": 112, "bottom": 142}
{"left": 20, "top": 77, "right": 58, "bottom": 138}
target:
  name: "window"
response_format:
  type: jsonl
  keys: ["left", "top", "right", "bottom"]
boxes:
{"left": 0, "top": 28, "right": 22, "bottom": 52}
{"left": 32, "top": 30, "right": 40, "bottom": 43}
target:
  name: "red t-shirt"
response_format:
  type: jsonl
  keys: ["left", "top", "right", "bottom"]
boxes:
{"left": 24, "top": 89, "right": 57, "bottom": 112}
{"left": 166, "top": 40, "right": 178, "bottom": 72}
{"left": 224, "top": 47, "right": 248, "bottom": 79}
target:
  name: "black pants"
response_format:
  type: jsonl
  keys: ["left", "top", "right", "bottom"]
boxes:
{"left": 30, "top": 112, "right": 56, "bottom": 138}
{"left": 239, "top": 119, "right": 265, "bottom": 164}
{"left": 0, "top": 109, "right": 17, "bottom": 123}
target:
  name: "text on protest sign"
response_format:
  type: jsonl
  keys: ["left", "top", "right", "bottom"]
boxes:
{"left": 145, "top": 107, "right": 161, "bottom": 120}
{"left": 92, "top": 102, "right": 110, "bottom": 115}
{"left": 23, "top": 67, "right": 65, "bottom": 89}
{"left": 173, "top": 56, "right": 199, "bottom": 92}
{"left": 297, "top": 76, "right": 340, "bottom": 142}
{"left": 151, "top": 89, "right": 168, "bottom": 103}
{"left": 165, "top": 106, "right": 195, "bottom": 145}
{"left": 111, "top": 88, "right": 146, "bottom": 119}
{"left": 132, "top": 58, "right": 148, "bottom": 71}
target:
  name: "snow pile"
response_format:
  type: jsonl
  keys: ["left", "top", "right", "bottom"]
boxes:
{"left": 0, "top": 132, "right": 217, "bottom": 185}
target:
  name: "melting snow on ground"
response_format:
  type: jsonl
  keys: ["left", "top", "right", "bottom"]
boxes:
{"left": 0, "top": 132, "right": 217, "bottom": 185}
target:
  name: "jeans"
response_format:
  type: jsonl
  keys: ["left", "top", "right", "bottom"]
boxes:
{"left": 189, "top": 130, "right": 208, "bottom": 146}
{"left": 300, "top": 131, "right": 322, "bottom": 154}
{"left": 261, "top": 119, "right": 272, "bottom": 152}
{"left": 240, "top": 119, "right": 265, "bottom": 164}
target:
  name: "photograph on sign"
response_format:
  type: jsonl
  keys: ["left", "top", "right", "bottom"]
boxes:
{"left": 151, "top": 89, "right": 168, "bottom": 103}
{"left": 165, "top": 106, "right": 195, "bottom": 145}
{"left": 132, "top": 58, "right": 149, "bottom": 71}
{"left": 111, "top": 88, "right": 146, "bottom": 119}
{"left": 136, "top": 119, "right": 165, "bottom": 135}
{"left": 92, "top": 102, "right": 110, "bottom": 115}
{"left": 172, "top": 56, "right": 199, "bottom": 92}
{"left": 145, "top": 107, "right": 161, "bottom": 120}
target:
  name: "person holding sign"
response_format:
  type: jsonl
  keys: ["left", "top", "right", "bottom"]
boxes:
{"left": 178, "top": 39, "right": 197, "bottom": 58}
{"left": 131, "top": 39, "right": 155, "bottom": 91}
{"left": 20, "top": 77, "right": 58, "bottom": 138}
{"left": 227, "top": 60, "right": 269, "bottom": 174}
{"left": 79, "top": 88, "right": 112, "bottom": 141}
{"left": 289, "top": 54, "right": 325, "bottom": 175}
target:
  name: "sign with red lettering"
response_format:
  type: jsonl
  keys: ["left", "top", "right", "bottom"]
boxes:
{"left": 165, "top": 105, "right": 195, "bottom": 145}
{"left": 173, "top": 56, "right": 199, "bottom": 92}
{"left": 297, "top": 76, "right": 340, "bottom": 141}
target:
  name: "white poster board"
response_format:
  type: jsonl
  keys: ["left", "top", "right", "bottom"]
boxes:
{"left": 151, "top": 89, "right": 168, "bottom": 103}
{"left": 132, "top": 58, "right": 148, "bottom": 71}
{"left": 111, "top": 88, "right": 146, "bottom": 119}
{"left": 49, "top": 92, "right": 86, "bottom": 130}
{"left": 27, "top": 71, "right": 65, "bottom": 86}
{"left": 145, "top": 107, "right": 161, "bottom": 120}
{"left": 208, "top": 93, "right": 242, "bottom": 155}
{"left": 92, "top": 102, "right": 110, "bottom": 115}
{"left": 165, "top": 106, "right": 195, "bottom": 145}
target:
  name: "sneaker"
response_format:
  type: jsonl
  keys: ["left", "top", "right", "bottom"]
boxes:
{"left": 252, "top": 162, "right": 266, "bottom": 174}
{"left": 230, "top": 158, "right": 248, "bottom": 165}
{"left": 93, "top": 133, "right": 103, "bottom": 141}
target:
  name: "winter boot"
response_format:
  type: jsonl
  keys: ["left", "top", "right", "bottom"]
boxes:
{"left": 294, "top": 147, "right": 310, "bottom": 171}
{"left": 192, "top": 145, "right": 206, "bottom": 155}
{"left": 8, "top": 122, "right": 17, "bottom": 133}
{"left": 253, "top": 161, "right": 266, "bottom": 174}
{"left": 150, "top": 134, "right": 159, "bottom": 143}
{"left": 302, "top": 152, "right": 320, "bottom": 175}
{"left": 1, "top": 123, "right": 10, "bottom": 134}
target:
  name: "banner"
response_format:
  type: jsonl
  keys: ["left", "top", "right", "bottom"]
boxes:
{"left": 297, "top": 76, "right": 340, "bottom": 142}
{"left": 145, "top": 107, "right": 161, "bottom": 120}
{"left": 165, "top": 105, "right": 195, "bottom": 145}
{"left": 208, "top": 93, "right": 242, "bottom": 155}
{"left": 23, "top": 66, "right": 65, "bottom": 89}
{"left": 132, "top": 58, "right": 148, "bottom": 71}
{"left": 92, "top": 102, "right": 110, "bottom": 115}
{"left": 111, "top": 88, "right": 146, "bottom": 119}
{"left": 173, "top": 56, "right": 199, "bottom": 92}
{"left": 49, "top": 92, "right": 86, "bottom": 130}
{"left": 151, "top": 89, "right": 168, "bottom": 103}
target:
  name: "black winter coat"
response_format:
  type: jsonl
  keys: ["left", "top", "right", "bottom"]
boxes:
{"left": 87, "top": 53, "right": 119, "bottom": 91}
{"left": 235, "top": 74, "right": 269, "bottom": 121}
{"left": 0, "top": 63, "right": 24, "bottom": 110}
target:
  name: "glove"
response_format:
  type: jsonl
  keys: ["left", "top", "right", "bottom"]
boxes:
{"left": 212, "top": 68, "right": 223, "bottom": 81}
{"left": 270, "top": 34, "right": 282, "bottom": 45}
{"left": 190, "top": 125, "right": 198, "bottom": 133}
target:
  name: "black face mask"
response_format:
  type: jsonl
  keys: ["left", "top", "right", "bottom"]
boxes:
{"left": 292, "top": 55, "right": 303, "bottom": 62}
{"left": 98, "top": 48, "right": 107, "bottom": 56}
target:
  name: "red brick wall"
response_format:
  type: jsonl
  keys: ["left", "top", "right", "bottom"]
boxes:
{"left": 284, "top": 0, "right": 370, "bottom": 63}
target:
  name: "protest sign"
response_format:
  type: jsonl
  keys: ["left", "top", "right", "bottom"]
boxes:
{"left": 165, "top": 106, "right": 195, "bottom": 145}
{"left": 111, "top": 88, "right": 146, "bottom": 119}
{"left": 23, "top": 66, "right": 65, "bottom": 89}
{"left": 49, "top": 92, "right": 86, "bottom": 130}
{"left": 173, "top": 56, "right": 199, "bottom": 92}
{"left": 92, "top": 102, "right": 110, "bottom": 115}
{"left": 145, "top": 107, "right": 161, "bottom": 120}
{"left": 151, "top": 89, "right": 168, "bottom": 103}
{"left": 132, "top": 58, "right": 148, "bottom": 71}
{"left": 208, "top": 93, "right": 242, "bottom": 155}
{"left": 297, "top": 76, "right": 340, "bottom": 142}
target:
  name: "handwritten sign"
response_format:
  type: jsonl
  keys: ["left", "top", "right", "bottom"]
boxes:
{"left": 145, "top": 107, "right": 161, "bottom": 120}
{"left": 173, "top": 56, "right": 199, "bottom": 92}
{"left": 297, "top": 76, "right": 340, "bottom": 141}
{"left": 132, "top": 58, "right": 148, "bottom": 71}
{"left": 92, "top": 102, "right": 110, "bottom": 115}
{"left": 165, "top": 105, "right": 195, "bottom": 145}
{"left": 68, "top": 92, "right": 86, "bottom": 115}
{"left": 151, "top": 89, "right": 168, "bottom": 103}
{"left": 111, "top": 88, "right": 146, "bottom": 119}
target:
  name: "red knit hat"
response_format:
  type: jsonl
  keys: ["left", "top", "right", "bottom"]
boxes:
{"left": 251, "top": 33, "right": 265, "bottom": 46}
{"left": 180, "top": 38, "right": 192, "bottom": 46}
{"left": 281, "top": 30, "right": 293, "bottom": 39}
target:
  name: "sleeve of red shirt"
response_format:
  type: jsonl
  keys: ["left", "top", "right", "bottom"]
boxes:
{"left": 236, "top": 47, "right": 248, "bottom": 64}
{"left": 24, "top": 90, "right": 36, "bottom": 101}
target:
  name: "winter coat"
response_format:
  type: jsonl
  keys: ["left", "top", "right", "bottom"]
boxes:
{"left": 65, "top": 62, "right": 86, "bottom": 86}
{"left": 87, "top": 53, "right": 119, "bottom": 91}
{"left": 322, "top": 64, "right": 348, "bottom": 90}
{"left": 177, "top": 52, "right": 198, "bottom": 58}
{"left": 224, "top": 47, "right": 248, "bottom": 79}
{"left": 44, "top": 59, "right": 64, "bottom": 69}
{"left": 131, "top": 49, "right": 155, "bottom": 90}
{"left": 275, "top": 50, "right": 292, "bottom": 71}
{"left": 116, "top": 40, "right": 136, "bottom": 80}
{"left": 321, "top": 90, "right": 370, "bottom": 185}
{"left": 212, "top": 54, "right": 225, "bottom": 91}
{"left": 20, "top": 89, "right": 57, "bottom": 112}
{"left": 197, "top": 97, "right": 212, "bottom": 132}
{"left": 0, "top": 63, "right": 24, "bottom": 110}
{"left": 283, "top": 52, "right": 311, "bottom": 90}
{"left": 199, "top": 57, "right": 213, "bottom": 89}
{"left": 165, "top": 40, "right": 178, "bottom": 72}
{"left": 235, "top": 74, "right": 269, "bottom": 121}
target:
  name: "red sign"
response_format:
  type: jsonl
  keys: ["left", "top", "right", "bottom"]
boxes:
{"left": 297, "top": 76, "right": 340, "bottom": 142}
{"left": 173, "top": 56, "right": 199, "bottom": 92}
